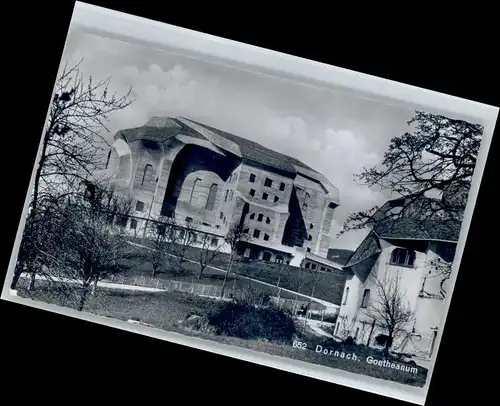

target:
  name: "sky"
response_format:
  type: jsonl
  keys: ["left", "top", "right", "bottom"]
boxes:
{"left": 58, "top": 28, "right": 417, "bottom": 251}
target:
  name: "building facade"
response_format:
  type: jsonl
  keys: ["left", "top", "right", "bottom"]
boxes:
{"left": 334, "top": 199, "right": 460, "bottom": 361}
{"left": 104, "top": 117, "right": 340, "bottom": 262}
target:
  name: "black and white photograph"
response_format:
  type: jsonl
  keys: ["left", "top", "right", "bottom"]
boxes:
{"left": 2, "top": 3, "right": 498, "bottom": 404}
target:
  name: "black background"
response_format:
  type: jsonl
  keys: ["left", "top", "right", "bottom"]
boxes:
{"left": 1, "top": 2, "right": 497, "bottom": 404}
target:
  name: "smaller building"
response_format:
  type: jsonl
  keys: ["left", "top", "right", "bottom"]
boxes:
{"left": 334, "top": 198, "right": 460, "bottom": 360}
{"left": 302, "top": 251, "right": 344, "bottom": 273}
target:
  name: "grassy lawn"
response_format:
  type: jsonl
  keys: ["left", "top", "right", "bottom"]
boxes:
{"left": 19, "top": 283, "right": 427, "bottom": 387}
{"left": 126, "top": 240, "right": 346, "bottom": 305}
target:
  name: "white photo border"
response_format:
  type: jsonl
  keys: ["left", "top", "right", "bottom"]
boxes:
{"left": 2, "top": 2, "right": 498, "bottom": 405}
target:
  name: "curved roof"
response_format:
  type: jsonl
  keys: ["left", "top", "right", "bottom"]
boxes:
{"left": 113, "top": 116, "right": 337, "bottom": 196}
{"left": 114, "top": 117, "right": 205, "bottom": 145}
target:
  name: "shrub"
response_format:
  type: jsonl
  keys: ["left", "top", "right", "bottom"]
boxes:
{"left": 206, "top": 301, "right": 296, "bottom": 342}
{"left": 343, "top": 336, "right": 355, "bottom": 346}
{"left": 375, "top": 334, "right": 393, "bottom": 347}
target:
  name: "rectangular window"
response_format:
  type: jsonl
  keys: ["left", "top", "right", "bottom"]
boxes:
{"left": 361, "top": 289, "right": 371, "bottom": 308}
{"left": 279, "top": 182, "right": 285, "bottom": 191}
{"left": 263, "top": 233, "right": 269, "bottom": 241}
{"left": 225, "top": 190, "right": 229, "bottom": 202}
{"left": 311, "top": 263, "right": 317, "bottom": 270}
{"left": 262, "top": 192, "right": 268, "bottom": 200}
{"left": 250, "top": 189, "right": 255, "bottom": 196}
{"left": 253, "top": 229, "right": 261, "bottom": 239}
{"left": 320, "top": 266, "right": 325, "bottom": 271}
{"left": 343, "top": 287, "right": 350, "bottom": 305}
{"left": 135, "top": 201, "right": 144, "bottom": 212}
{"left": 211, "top": 237, "right": 218, "bottom": 247}
{"left": 130, "top": 219, "right": 137, "bottom": 230}
{"left": 249, "top": 173, "right": 256, "bottom": 182}
{"left": 220, "top": 212, "right": 224, "bottom": 219}
{"left": 264, "top": 178, "right": 272, "bottom": 187}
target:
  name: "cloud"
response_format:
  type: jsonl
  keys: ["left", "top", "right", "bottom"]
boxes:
{"left": 59, "top": 31, "right": 408, "bottom": 250}
{"left": 108, "top": 63, "right": 387, "bottom": 249}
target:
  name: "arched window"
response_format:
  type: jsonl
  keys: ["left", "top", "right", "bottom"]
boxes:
{"left": 105, "top": 149, "right": 111, "bottom": 169}
{"left": 390, "top": 247, "right": 416, "bottom": 267}
{"left": 265, "top": 217, "right": 271, "bottom": 224}
{"left": 305, "top": 262, "right": 311, "bottom": 269}
{"left": 262, "top": 251, "right": 272, "bottom": 261}
{"left": 190, "top": 178, "right": 201, "bottom": 204}
{"left": 343, "top": 287, "right": 350, "bottom": 305}
{"left": 206, "top": 183, "right": 218, "bottom": 211}
{"left": 142, "top": 164, "right": 153, "bottom": 185}
{"left": 276, "top": 255, "right": 284, "bottom": 264}
{"left": 361, "top": 289, "right": 371, "bottom": 308}
{"left": 303, "top": 192, "right": 310, "bottom": 210}
{"left": 257, "top": 213, "right": 264, "bottom": 222}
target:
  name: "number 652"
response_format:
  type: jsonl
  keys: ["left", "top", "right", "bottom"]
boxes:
{"left": 292, "top": 340, "right": 307, "bottom": 350}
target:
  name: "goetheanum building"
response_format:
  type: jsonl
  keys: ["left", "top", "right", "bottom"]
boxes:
{"left": 104, "top": 117, "right": 340, "bottom": 265}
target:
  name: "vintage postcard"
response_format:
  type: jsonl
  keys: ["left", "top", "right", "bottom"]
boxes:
{"left": 2, "top": 2, "right": 498, "bottom": 404}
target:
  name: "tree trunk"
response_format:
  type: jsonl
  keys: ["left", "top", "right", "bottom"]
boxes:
{"left": 198, "top": 265, "right": 205, "bottom": 280}
{"left": 367, "top": 320, "right": 376, "bottom": 346}
{"left": 78, "top": 286, "right": 89, "bottom": 311}
{"left": 31, "top": 129, "right": 51, "bottom": 227}
{"left": 384, "top": 332, "right": 393, "bottom": 357}
{"left": 220, "top": 252, "right": 234, "bottom": 298}
{"left": 152, "top": 267, "right": 157, "bottom": 278}
{"left": 28, "top": 271, "right": 36, "bottom": 291}
{"left": 11, "top": 262, "right": 24, "bottom": 290}
{"left": 91, "top": 277, "right": 98, "bottom": 295}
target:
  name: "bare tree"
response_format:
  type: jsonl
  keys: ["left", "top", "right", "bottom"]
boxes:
{"left": 364, "top": 274, "right": 415, "bottom": 356}
{"left": 290, "top": 260, "right": 323, "bottom": 314}
{"left": 220, "top": 221, "right": 249, "bottom": 298}
{"left": 428, "top": 256, "right": 453, "bottom": 300}
{"left": 340, "top": 111, "right": 482, "bottom": 236}
{"left": 171, "top": 219, "right": 199, "bottom": 273}
{"left": 59, "top": 183, "right": 133, "bottom": 311}
{"left": 197, "top": 232, "right": 225, "bottom": 280}
{"left": 146, "top": 216, "right": 178, "bottom": 278}
{"left": 11, "top": 61, "right": 134, "bottom": 290}
{"left": 337, "top": 315, "right": 357, "bottom": 340}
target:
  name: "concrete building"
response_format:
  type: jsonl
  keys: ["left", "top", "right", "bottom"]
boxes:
{"left": 334, "top": 196, "right": 460, "bottom": 361}
{"left": 104, "top": 117, "right": 340, "bottom": 263}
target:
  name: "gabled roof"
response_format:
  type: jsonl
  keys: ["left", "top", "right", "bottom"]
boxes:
{"left": 374, "top": 218, "right": 462, "bottom": 242}
{"left": 344, "top": 203, "right": 462, "bottom": 282}
{"left": 115, "top": 117, "right": 217, "bottom": 146}
{"left": 344, "top": 231, "right": 381, "bottom": 268}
